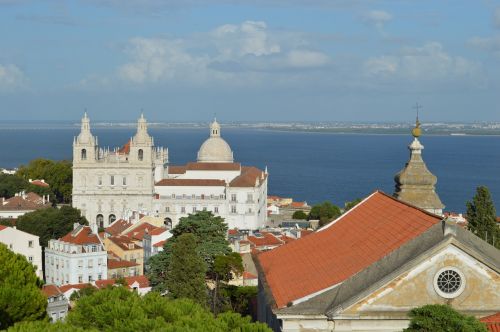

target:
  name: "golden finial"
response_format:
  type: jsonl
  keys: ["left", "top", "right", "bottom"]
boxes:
{"left": 412, "top": 103, "right": 422, "bottom": 138}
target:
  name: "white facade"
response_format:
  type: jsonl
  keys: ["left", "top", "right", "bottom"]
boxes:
{"left": 72, "top": 113, "right": 167, "bottom": 231}
{"left": 72, "top": 116, "right": 268, "bottom": 231}
{"left": 0, "top": 226, "right": 43, "bottom": 278}
{"left": 44, "top": 225, "right": 108, "bottom": 285}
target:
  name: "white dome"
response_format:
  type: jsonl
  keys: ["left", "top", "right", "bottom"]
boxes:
{"left": 197, "top": 119, "right": 234, "bottom": 163}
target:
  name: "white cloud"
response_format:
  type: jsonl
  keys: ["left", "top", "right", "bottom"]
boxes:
{"left": 212, "top": 21, "right": 280, "bottom": 57}
{"left": 362, "top": 10, "right": 392, "bottom": 29}
{"left": 0, "top": 64, "right": 25, "bottom": 91}
{"left": 364, "top": 42, "right": 480, "bottom": 81}
{"left": 117, "top": 21, "right": 330, "bottom": 84}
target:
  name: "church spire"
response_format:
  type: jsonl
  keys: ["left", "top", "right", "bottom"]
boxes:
{"left": 393, "top": 109, "right": 444, "bottom": 215}
{"left": 210, "top": 118, "right": 221, "bottom": 137}
{"left": 132, "top": 112, "right": 152, "bottom": 145}
{"left": 75, "top": 111, "right": 95, "bottom": 145}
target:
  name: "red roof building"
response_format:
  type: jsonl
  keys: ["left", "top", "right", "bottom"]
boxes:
{"left": 257, "top": 191, "right": 442, "bottom": 309}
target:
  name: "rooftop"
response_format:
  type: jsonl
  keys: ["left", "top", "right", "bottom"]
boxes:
{"left": 60, "top": 225, "right": 101, "bottom": 246}
{"left": 257, "top": 191, "right": 442, "bottom": 309}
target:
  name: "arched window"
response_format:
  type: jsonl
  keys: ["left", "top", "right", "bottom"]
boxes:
{"left": 109, "top": 214, "right": 116, "bottom": 224}
{"left": 96, "top": 214, "right": 104, "bottom": 229}
{"left": 81, "top": 149, "right": 87, "bottom": 160}
{"left": 138, "top": 149, "right": 144, "bottom": 161}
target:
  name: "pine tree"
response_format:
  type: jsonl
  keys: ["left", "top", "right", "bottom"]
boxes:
{"left": 0, "top": 244, "right": 47, "bottom": 329}
{"left": 166, "top": 233, "right": 208, "bottom": 306}
{"left": 466, "top": 186, "right": 500, "bottom": 248}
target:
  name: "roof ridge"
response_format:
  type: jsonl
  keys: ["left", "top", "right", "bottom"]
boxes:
{"left": 375, "top": 190, "right": 444, "bottom": 220}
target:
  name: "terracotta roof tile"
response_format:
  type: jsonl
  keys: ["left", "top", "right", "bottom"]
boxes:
{"left": 168, "top": 166, "right": 187, "bottom": 174}
{"left": 42, "top": 284, "right": 62, "bottom": 298}
{"left": 105, "top": 219, "right": 132, "bottom": 236}
{"left": 229, "top": 166, "right": 267, "bottom": 187}
{"left": 248, "top": 232, "right": 283, "bottom": 248}
{"left": 0, "top": 193, "right": 50, "bottom": 211}
{"left": 123, "top": 223, "right": 163, "bottom": 241}
{"left": 60, "top": 226, "right": 101, "bottom": 245}
{"left": 29, "top": 180, "right": 49, "bottom": 187}
{"left": 118, "top": 140, "right": 131, "bottom": 154}
{"left": 156, "top": 179, "right": 226, "bottom": 186}
{"left": 0, "top": 225, "right": 7, "bottom": 231}
{"left": 108, "top": 235, "right": 142, "bottom": 251}
{"left": 95, "top": 275, "right": 150, "bottom": 289}
{"left": 59, "top": 283, "right": 94, "bottom": 293}
{"left": 482, "top": 313, "right": 500, "bottom": 332}
{"left": 107, "top": 259, "right": 139, "bottom": 269}
{"left": 257, "top": 191, "right": 442, "bottom": 308}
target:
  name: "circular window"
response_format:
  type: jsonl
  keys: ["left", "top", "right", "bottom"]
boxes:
{"left": 433, "top": 267, "right": 465, "bottom": 299}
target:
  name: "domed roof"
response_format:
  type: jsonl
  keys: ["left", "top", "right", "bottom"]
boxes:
{"left": 197, "top": 120, "right": 234, "bottom": 163}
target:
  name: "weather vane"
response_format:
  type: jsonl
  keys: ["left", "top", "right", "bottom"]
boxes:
{"left": 412, "top": 102, "right": 423, "bottom": 138}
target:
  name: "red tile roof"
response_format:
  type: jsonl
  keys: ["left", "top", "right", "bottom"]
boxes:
{"left": 124, "top": 223, "right": 163, "bottom": 241}
{"left": 481, "top": 313, "right": 500, "bottom": 332}
{"left": 60, "top": 226, "right": 101, "bottom": 245}
{"left": 153, "top": 240, "right": 166, "bottom": 247}
{"left": 105, "top": 219, "right": 132, "bottom": 236}
{"left": 0, "top": 225, "right": 7, "bottom": 231}
{"left": 229, "top": 166, "right": 266, "bottom": 187}
{"left": 156, "top": 178, "right": 226, "bottom": 186}
{"left": 108, "top": 235, "right": 142, "bottom": 251}
{"left": 168, "top": 166, "right": 187, "bottom": 174}
{"left": 95, "top": 275, "right": 150, "bottom": 289}
{"left": 186, "top": 162, "right": 241, "bottom": 171}
{"left": 0, "top": 193, "right": 50, "bottom": 211}
{"left": 29, "top": 179, "right": 49, "bottom": 187}
{"left": 42, "top": 284, "right": 62, "bottom": 298}
{"left": 118, "top": 140, "right": 131, "bottom": 154}
{"left": 248, "top": 232, "right": 283, "bottom": 248}
{"left": 59, "top": 283, "right": 94, "bottom": 293}
{"left": 107, "top": 259, "right": 139, "bottom": 269}
{"left": 290, "top": 201, "right": 307, "bottom": 208}
{"left": 257, "top": 191, "right": 442, "bottom": 308}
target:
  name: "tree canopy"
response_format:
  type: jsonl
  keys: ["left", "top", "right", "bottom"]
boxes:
{"left": 404, "top": 304, "right": 487, "bottom": 332}
{"left": 148, "top": 211, "right": 231, "bottom": 293}
{"left": 308, "top": 201, "right": 341, "bottom": 227}
{"left": 292, "top": 210, "right": 308, "bottom": 220}
{"left": 8, "top": 286, "right": 271, "bottom": 332}
{"left": 466, "top": 186, "right": 500, "bottom": 248}
{"left": 17, "top": 159, "right": 72, "bottom": 203}
{"left": 166, "top": 233, "right": 208, "bottom": 306}
{"left": 0, "top": 244, "right": 47, "bottom": 329}
{"left": 344, "top": 198, "right": 362, "bottom": 212}
{"left": 16, "top": 206, "right": 88, "bottom": 247}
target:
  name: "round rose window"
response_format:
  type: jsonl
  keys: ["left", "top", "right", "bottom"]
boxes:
{"left": 433, "top": 267, "right": 465, "bottom": 299}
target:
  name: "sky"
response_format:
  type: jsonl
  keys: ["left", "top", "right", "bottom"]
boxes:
{"left": 0, "top": 0, "right": 499, "bottom": 122}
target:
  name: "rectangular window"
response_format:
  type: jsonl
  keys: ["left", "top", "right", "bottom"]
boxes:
{"left": 231, "top": 194, "right": 237, "bottom": 202}
{"left": 78, "top": 260, "right": 83, "bottom": 268}
{"left": 88, "top": 259, "right": 93, "bottom": 268}
{"left": 28, "top": 256, "right": 33, "bottom": 262}
{"left": 78, "top": 275, "right": 83, "bottom": 283}
{"left": 110, "top": 175, "right": 115, "bottom": 186}
{"left": 214, "top": 206, "right": 219, "bottom": 213}
{"left": 88, "top": 275, "right": 93, "bottom": 282}
{"left": 181, "top": 207, "right": 186, "bottom": 213}
{"left": 165, "top": 206, "right": 170, "bottom": 213}
{"left": 220, "top": 194, "right": 224, "bottom": 199}
{"left": 192, "top": 207, "right": 196, "bottom": 213}
{"left": 171, "top": 193, "right": 176, "bottom": 199}
{"left": 98, "top": 176, "right": 102, "bottom": 186}
{"left": 9, "top": 244, "right": 13, "bottom": 250}
{"left": 122, "top": 177, "right": 127, "bottom": 186}
{"left": 98, "top": 258, "right": 103, "bottom": 266}
{"left": 247, "top": 193, "right": 253, "bottom": 202}
{"left": 231, "top": 205, "right": 237, "bottom": 213}
{"left": 202, "top": 207, "right": 207, "bottom": 211}
{"left": 28, "top": 240, "right": 34, "bottom": 248}
{"left": 98, "top": 274, "right": 102, "bottom": 280}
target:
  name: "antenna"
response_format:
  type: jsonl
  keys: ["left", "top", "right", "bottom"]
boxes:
{"left": 413, "top": 102, "right": 422, "bottom": 123}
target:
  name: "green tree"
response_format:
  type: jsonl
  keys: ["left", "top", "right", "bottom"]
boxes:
{"left": 466, "top": 186, "right": 500, "bottom": 248}
{"left": 17, "top": 159, "right": 72, "bottom": 203}
{"left": 404, "top": 304, "right": 487, "bottom": 332}
{"left": 308, "top": 201, "right": 341, "bottom": 227}
{"left": 148, "top": 211, "right": 230, "bottom": 292}
{"left": 0, "top": 174, "right": 28, "bottom": 198}
{"left": 211, "top": 252, "right": 244, "bottom": 314}
{"left": 0, "top": 244, "right": 47, "bottom": 329}
{"left": 69, "top": 285, "right": 97, "bottom": 301}
{"left": 166, "top": 233, "right": 208, "bottom": 306}
{"left": 292, "top": 210, "right": 308, "bottom": 220}
{"left": 15, "top": 206, "right": 87, "bottom": 247}
{"left": 344, "top": 198, "right": 362, "bottom": 212}
{"left": 8, "top": 321, "right": 94, "bottom": 332}
{"left": 64, "top": 285, "right": 271, "bottom": 332}
{"left": 222, "top": 285, "right": 258, "bottom": 317}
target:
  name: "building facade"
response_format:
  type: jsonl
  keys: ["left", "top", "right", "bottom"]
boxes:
{"left": 0, "top": 225, "right": 43, "bottom": 278}
{"left": 153, "top": 120, "right": 268, "bottom": 230}
{"left": 72, "top": 113, "right": 167, "bottom": 231}
{"left": 42, "top": 285, "right": 69, "bottom": 322}
{"left": 45, "top": 225, "right": 108, "bottom": 285}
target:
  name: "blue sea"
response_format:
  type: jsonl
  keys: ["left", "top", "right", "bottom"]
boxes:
{"left": 1, "top": 126, "right": 499, "bottom": 213}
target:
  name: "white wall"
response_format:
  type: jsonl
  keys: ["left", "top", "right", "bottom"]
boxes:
{"left": 0, "top": 227, "right": 43, "bottom": 279}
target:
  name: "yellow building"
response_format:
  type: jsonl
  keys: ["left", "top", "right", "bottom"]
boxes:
{"left": 104, "top": 236, "right": 144, "bottom": 275}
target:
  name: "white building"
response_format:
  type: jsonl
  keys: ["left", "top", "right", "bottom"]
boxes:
{"left": 0, "top": 225, "right": 43, "bottom": 278}
{"left": 72, "top": 113, "right": 167, "bottom": 231}
{"left": 45, "top": 225, "right": 108, "bottom": 285}
{"left": 72, "top": 115, "right": 268, "bottom": 231}
{"left": 153, "top": 120, "right": 268, "bottom": 230}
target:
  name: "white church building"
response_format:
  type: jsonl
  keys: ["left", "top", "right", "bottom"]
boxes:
{"left": 72, "top": 115, "right": 268, "bottom": 231}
